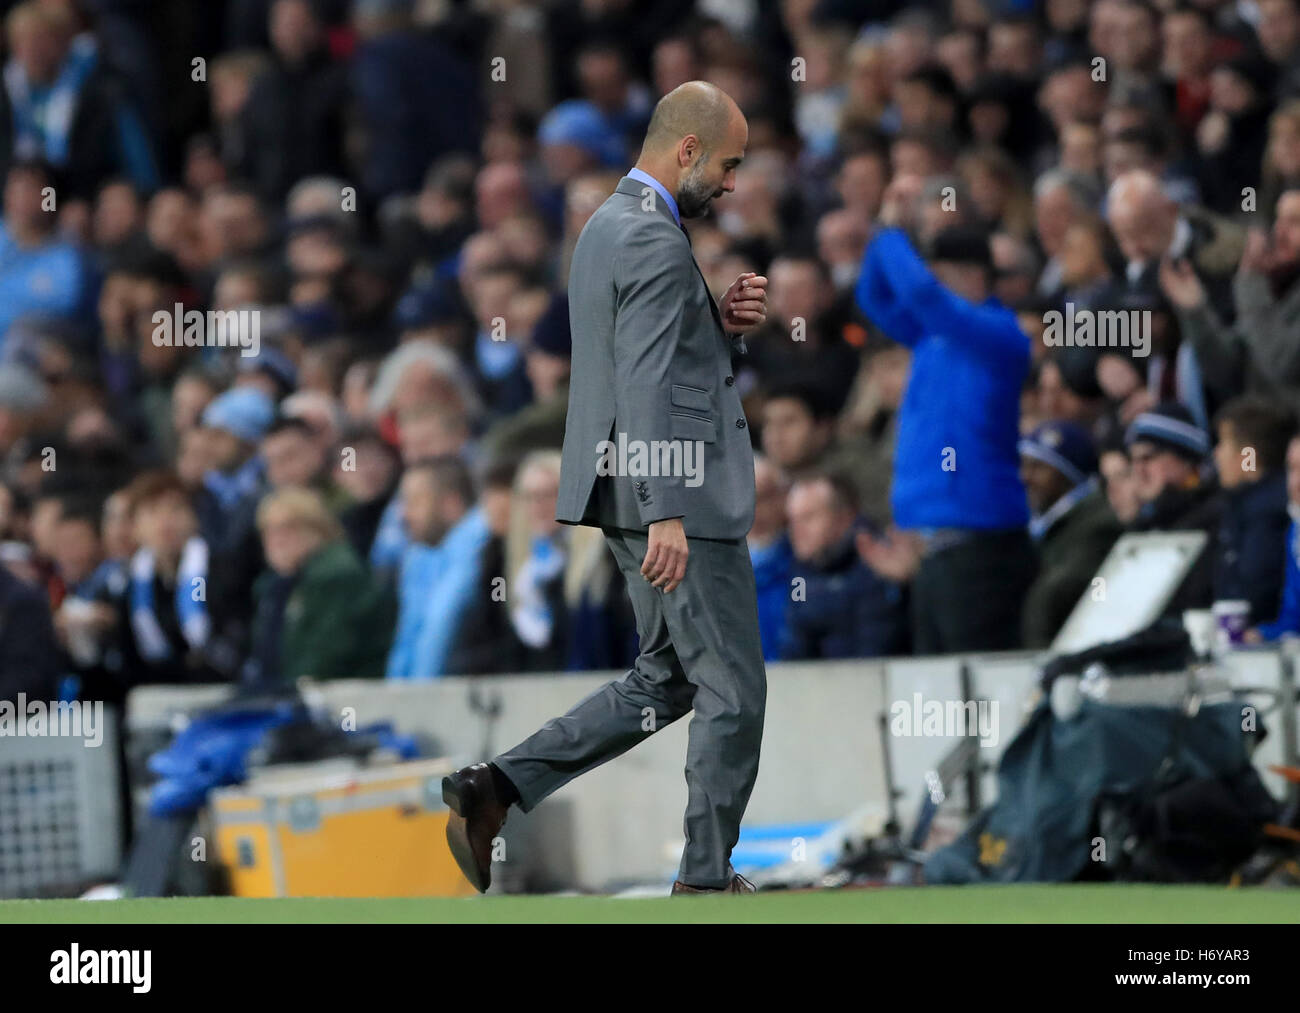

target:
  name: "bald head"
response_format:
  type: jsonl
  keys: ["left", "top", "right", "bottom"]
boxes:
{"left": 1106, "top": 169, "right": 1178, "bottom": 265}
{"left": 635, "top": 80, "right": 748, "bottom": 219}
{"left": 1107, "top": 170, "right": 1169, "bottom": 215}
{"left": 643, "top": 81, "right": 737, "bottom": 153}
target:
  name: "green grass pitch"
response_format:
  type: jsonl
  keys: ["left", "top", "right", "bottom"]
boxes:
{"left": 1, "top": 886, "right": 1297, "bottom": 923}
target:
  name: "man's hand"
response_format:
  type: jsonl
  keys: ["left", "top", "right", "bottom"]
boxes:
{"left": 1158, "top": 256, "right": 1206, "bottom": 311}
{"left": 642, "top": 517, "right": 688, "bottom": 592}
{"left": 720, "top": 272, "right": 768, "bottom": 335}
{"left": 1098, "top": 352, "right": 1157, "bottom": 423}
{"left": 1240, "top": 227, "right": 1272, "bottom": 276}
{"left": 856, "top": 526, "right": 922, "bottom": 583}
{"left": 1195, "top": 109, "right": 1230, "bottom": 154}
{"left": 1096, "top": 353, "right": 1143, "bottom": 401}
{"left": 54, "top": 601, "right": 116, "bottom": 646}
{"left": 1118, "top": 387, "right": 1156, "bottom": 425}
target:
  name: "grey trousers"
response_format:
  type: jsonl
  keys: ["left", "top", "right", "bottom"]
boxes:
{"left": 492, "top": 526, "right": 767, "bottom": 888}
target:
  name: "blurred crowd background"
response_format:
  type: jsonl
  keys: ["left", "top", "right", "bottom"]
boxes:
{"left": 2, "top": 0, "right": 1300, "bottom": 711}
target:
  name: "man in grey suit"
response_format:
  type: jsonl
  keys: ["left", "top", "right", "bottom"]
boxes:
{"left": 443, "top": 82, "right": 771, "bottom": 895}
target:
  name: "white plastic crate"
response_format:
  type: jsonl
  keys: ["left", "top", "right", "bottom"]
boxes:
{"left": 0, "top": 709, "right": 123, "bottom": 897}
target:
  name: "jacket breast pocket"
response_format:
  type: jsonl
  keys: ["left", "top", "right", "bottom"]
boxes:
{"left": 670, "top": 383, "right": 712, "bottom": 412}
{"left": 670, "top": 412, "right": 716, "bottom": 444}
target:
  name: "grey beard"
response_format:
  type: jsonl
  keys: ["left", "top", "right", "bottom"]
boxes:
{"left": 676, "top": 157, "right": 717, "bottom": 219}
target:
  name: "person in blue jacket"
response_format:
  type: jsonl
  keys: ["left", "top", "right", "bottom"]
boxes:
{"left": 1211, "top": 395, "right": 1294, "bottom": 626}
{"left": 385, "top": 456, "right": 491, "bottom": 679}
{"left": 1250, "top": 433, "right": 1300, "bottom": 642}
{"left": 782, "top": 472, "right": 908, "bottom": 660}
{"left": 854, "top": 212, "right": 1037, "bottom": 653}
{"left": 749, "top": 454, "right": 793, "bottom": 661}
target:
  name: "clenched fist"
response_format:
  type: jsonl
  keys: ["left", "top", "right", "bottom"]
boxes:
{"left": 719, "top": 272, "right": 768, "bottom": 336}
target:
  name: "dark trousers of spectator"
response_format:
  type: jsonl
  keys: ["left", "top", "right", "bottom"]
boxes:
{"left": 910, "top": 529, "right": 1038, "bottom": 655}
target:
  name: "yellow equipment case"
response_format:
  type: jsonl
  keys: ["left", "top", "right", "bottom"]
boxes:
{"left": 211, "top": 757, "right": 477, "bottom": 897}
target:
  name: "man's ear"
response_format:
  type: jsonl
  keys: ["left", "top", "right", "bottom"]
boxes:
{"left": 679, "top": 134, "right": 699, "bottom": 166}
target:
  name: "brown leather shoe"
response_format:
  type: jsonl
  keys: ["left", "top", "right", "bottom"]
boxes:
{"left": 671, "top": 872, "right": 757, "bottom": 895}
{"left": 442, "top": 763, "right": 510, "bottom": 893}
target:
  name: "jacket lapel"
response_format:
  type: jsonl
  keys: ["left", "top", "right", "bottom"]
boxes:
{"left": 696, "top": 260, "right": 726, "bottom": 335}
{"left": 680, "top": 222, "right": 727, "bottom": 337}
{"left": 615, "top": 177, "right": 728, "bottom": 339}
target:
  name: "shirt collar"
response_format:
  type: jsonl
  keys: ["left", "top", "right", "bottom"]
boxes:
{"left": 626, "top": 167, "right": 680, "bottom": 226}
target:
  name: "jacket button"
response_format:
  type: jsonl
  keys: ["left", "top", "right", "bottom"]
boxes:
{"left": 725, "top": 375, "right": 735, "bottom": 386}
{"left": 736, "top": 418, "right": 746, "bottom": 429}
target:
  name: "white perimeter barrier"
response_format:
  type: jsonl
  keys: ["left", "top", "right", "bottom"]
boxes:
{"left": 113, "top": 646, "right": 1299, "bottom": 892}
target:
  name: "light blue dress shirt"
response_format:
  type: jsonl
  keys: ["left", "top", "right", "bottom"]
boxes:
{"left": 626, "top": 166, "right": 680, "bottom": 226}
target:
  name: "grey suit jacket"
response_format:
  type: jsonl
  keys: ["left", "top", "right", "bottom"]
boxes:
{"left": 556, "top": 175, "right": 756, "bottom": 540}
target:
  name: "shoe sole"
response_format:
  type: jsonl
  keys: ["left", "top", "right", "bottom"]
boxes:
{"left": 671, "top": 877, "right": 757, "bottom": 895}
{"left": 443, "top": 776, "right": 490, "bottom": 893}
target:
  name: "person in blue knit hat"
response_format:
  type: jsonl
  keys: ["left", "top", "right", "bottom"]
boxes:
{"left": 1126, "top": 401, "right": 1215, "bottom": 525}
{"left": 1018, "top": 420, "right": 1122, "bottom": 647}
{"left": 199, "top": 386, "right": 274, "bottom": 515}
{"left": 539, "top": 100, "right": 630, "bottom": 173}
{"left": 195, "top": 385, "right": 276, "bottom": 609}
{"left": 202, "top": 385, "right": 276, "bottom": 449}
{"left": 1125, "top": 400, "right": 1222, "bottom": 612}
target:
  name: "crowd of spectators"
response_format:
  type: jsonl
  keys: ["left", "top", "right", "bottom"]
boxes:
{"left": 3, "top": 0, "right": 1300, "bottom": 709}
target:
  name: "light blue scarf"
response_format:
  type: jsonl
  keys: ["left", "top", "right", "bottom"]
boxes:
{"left": 203, "top": 455, "right": 265, "bottom": 511}
{"left": 129, "top": 537, "right": 211, "bottom": 662}
{"left": 1029, "top": 477, "right": 1097, "bottom": 541}
{"left": 510, "top": 534, "right": 567, "bottom": 648}
{"left": 4, "top": 35, "right": 98, "bottom": 166}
